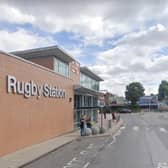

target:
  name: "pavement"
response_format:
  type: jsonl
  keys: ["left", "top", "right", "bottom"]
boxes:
{"left": 0, "top": 114, "right": 123, "bottom": 168}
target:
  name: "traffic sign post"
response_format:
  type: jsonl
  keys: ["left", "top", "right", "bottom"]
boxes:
{"left": 98, "top": 94, "right": 105, "bottom": 132}
{"left": 100, "top": 107, "right": 103, "bottom": 129}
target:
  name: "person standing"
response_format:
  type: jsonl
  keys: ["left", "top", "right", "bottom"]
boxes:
{"left": 80, "top": 115, "right": 86, "bottom": 136}
{"left": 112, "top": 112, "right": 116, "bottom": 121}
{"left": 86, "top": 117, "right": 92, "bottom": 129}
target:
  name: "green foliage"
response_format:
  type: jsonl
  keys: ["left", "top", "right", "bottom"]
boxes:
{"left": 130, "top": 104, "right": 140, "bottom": 112}
{"left": 125, "top": 82, "right": 145, "bottom": 105}
{"left": 158, "top": 80, "right": 168, "bottom": 101}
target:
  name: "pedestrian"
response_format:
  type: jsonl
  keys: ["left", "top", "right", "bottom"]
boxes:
{"left": 112, "top": 112, "right": 116, "bottom": 121}
{"left": 80, "top": 115, "right": 85, "bottom": 136}
{"left": 86, "top": 117, "right": 92, "bottom": 129}
{"left": 80, "top": 115, "right": 86, "bottom": 136}
{"left": 104, "top": 111, "right": 106, "bottom": 119}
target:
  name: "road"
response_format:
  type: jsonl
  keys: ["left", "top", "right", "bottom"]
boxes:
{"left": 22, "top": 134, "right": 110, "bottom": 168}
{"left": 89, "top": 112, "right": 168, "bottom": 168}
{"left": 22, "top": 112, "right": 168, "bottom": 168}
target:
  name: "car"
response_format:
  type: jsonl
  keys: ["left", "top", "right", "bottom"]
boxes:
{"left": 119, "top": 108, "right": 132, "bottom": 113}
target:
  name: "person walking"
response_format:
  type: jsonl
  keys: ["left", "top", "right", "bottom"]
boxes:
{"left": 112, "top": 112, "right": 116, "bottom": 121}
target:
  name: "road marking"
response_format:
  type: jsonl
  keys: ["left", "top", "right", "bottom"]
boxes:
{"left": 110, "top": 138, "right": 116, "bottom": 145}
{"left": 108, "top": 137, "right": 116, "bottom": 147}
{"left": 80, "top": 150, "right": 87, "bottom": 155}
{"left": 63, "top": 157, "right": 78, "bottom": 168}
{"left": 157, "top": 162, "right": 168, "bottom": 168}
{"left": 72, "top": 157, "right": 77, "bottom": 161}
{"left": 64, "top": 163, "right": 73, "bottom": 168}
{"left": 159, "top": 128, "right": 168, "bottom": 133}
{"left": 108, "top": 126, "right": 124, "bottom": 147}
{"left": 83, "top": 162, "right": 90, "bottom": 168}
{"left": 147, "top": 131, "right": 168, "bottom": 163}
{"left": 120, "top": 126, "right": 126, "bottom": 130}
{"left": 63, "top": 166, "right": 72, "bottom": 168}
{"left": 114, "top": 130, "right": 121, "bottom": 137}
{"left": 133, "top": 126, "right": 139, "bottom": 131}
{"left": 67, "top": 162, "right": 72, "bottom": 166}
{"left": 87, "top": 144, "right": 94, "bottom": 149}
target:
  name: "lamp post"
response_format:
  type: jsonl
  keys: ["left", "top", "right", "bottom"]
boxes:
{"left": 156, "top": 95, "right": 159, "bottom": 112}
{"left": 98, "top": 92, "right": 105, "bottom": 132}
{"left": 100, "top": 107, "right": 103, "bottom": 129}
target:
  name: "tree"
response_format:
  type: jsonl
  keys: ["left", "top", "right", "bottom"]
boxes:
{"left": 125, "top": 82, "right": 145, "bottom": 105}
{"left": 158, "top": 80, "right": 168, "bottom": 101}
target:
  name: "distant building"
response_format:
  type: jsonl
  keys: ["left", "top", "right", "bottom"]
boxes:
{"left": 104, "top": 92, "right": 113, "bottom": 105}
{"left": 100, "top": 91, "right": 126, "bottom": 106}
{"left": 138, "top": 96, "right": 158, "bottom": 108}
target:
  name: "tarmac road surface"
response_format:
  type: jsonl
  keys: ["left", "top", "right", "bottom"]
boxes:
{"left": 89, "top": 112, "right": 168, "bottom": 168}
{"left": 22, "top": 112, "right": 168, "bottom": 168}
{"left": 22, "top": 135, "right": 110, "bottom": 168}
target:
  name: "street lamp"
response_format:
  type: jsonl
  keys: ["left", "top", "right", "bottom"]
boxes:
{"left": 156, "top": 95, "right": 159, "bottom": 112}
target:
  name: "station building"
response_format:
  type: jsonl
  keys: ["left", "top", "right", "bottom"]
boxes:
{"left": 0, "top": 46, "right": 103, "bottom": 156}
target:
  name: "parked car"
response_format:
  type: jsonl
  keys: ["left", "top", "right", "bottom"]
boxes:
{"left": 119, "top": 108, "right": 132, "bottom": 113}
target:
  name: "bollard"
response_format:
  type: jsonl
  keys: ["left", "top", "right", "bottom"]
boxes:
{"left": 108, "top": 119, "right": 112, "bottom": 128}
{"left": 117, "top": 115, "right": 120, "bottom": 122}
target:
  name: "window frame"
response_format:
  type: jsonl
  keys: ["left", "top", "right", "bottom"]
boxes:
{"left": 54, "top": 58, "right": 69, "bottom": 78}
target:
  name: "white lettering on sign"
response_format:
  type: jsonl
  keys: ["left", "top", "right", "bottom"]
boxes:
{"left": 71, "top": 61, "right": 80, "bottom": 74}
{"left": 7, "top": 75, "right": 66, "bottom": 99}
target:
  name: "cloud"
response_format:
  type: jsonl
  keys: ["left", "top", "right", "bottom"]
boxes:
{"left": 0, "top": 29, "right": 56, "bottom": 52}
{"left": 0, "top": 4, "right": 35, "bottom": 24}
{"left": 90, "top": 24, "right": 168, "bottom": 96}
{"left": 1, "top": 0, "right": 168, "bottom": 46}
{"left": 65, "top": 47, "right": 84, "bottom": 61}
{"left": 114, "top": 24, "right": 167, "bottom": 48}
{"left": 1, "top": 1, "right": 168, "bottom": 96}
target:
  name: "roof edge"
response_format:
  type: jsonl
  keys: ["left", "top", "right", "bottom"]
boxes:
{"left": 80, "top": 66, "right": 104, "bottom": 81}
{"left": 10, "top": 45, "right": 79, "bottom": 63}
{"left": 0, "top": 50, "right": 73, "bottom": 81}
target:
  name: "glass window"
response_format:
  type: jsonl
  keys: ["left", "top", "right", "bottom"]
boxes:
{"left": 80, "top": 73, "right": 100, "bottom": 91}
{"left": 54, "top": 58, "right": 69, "bottom": 77}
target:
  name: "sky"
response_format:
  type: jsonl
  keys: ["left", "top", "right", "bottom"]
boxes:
{"left": 0, "top": 0, "right": 168, "bottom": 96}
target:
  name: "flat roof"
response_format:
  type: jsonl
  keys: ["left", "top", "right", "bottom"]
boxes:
{"left": 11, "top": 46, "right": 77, "bottom": 63}
{"left": 74, "top": 85, "right": 101, "bottom": 96}
{"left": 0, "top": 50, "right": 72, "bottom": 80}
{"left": 80, "top": 66, "right": 103, "bottom": 81}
